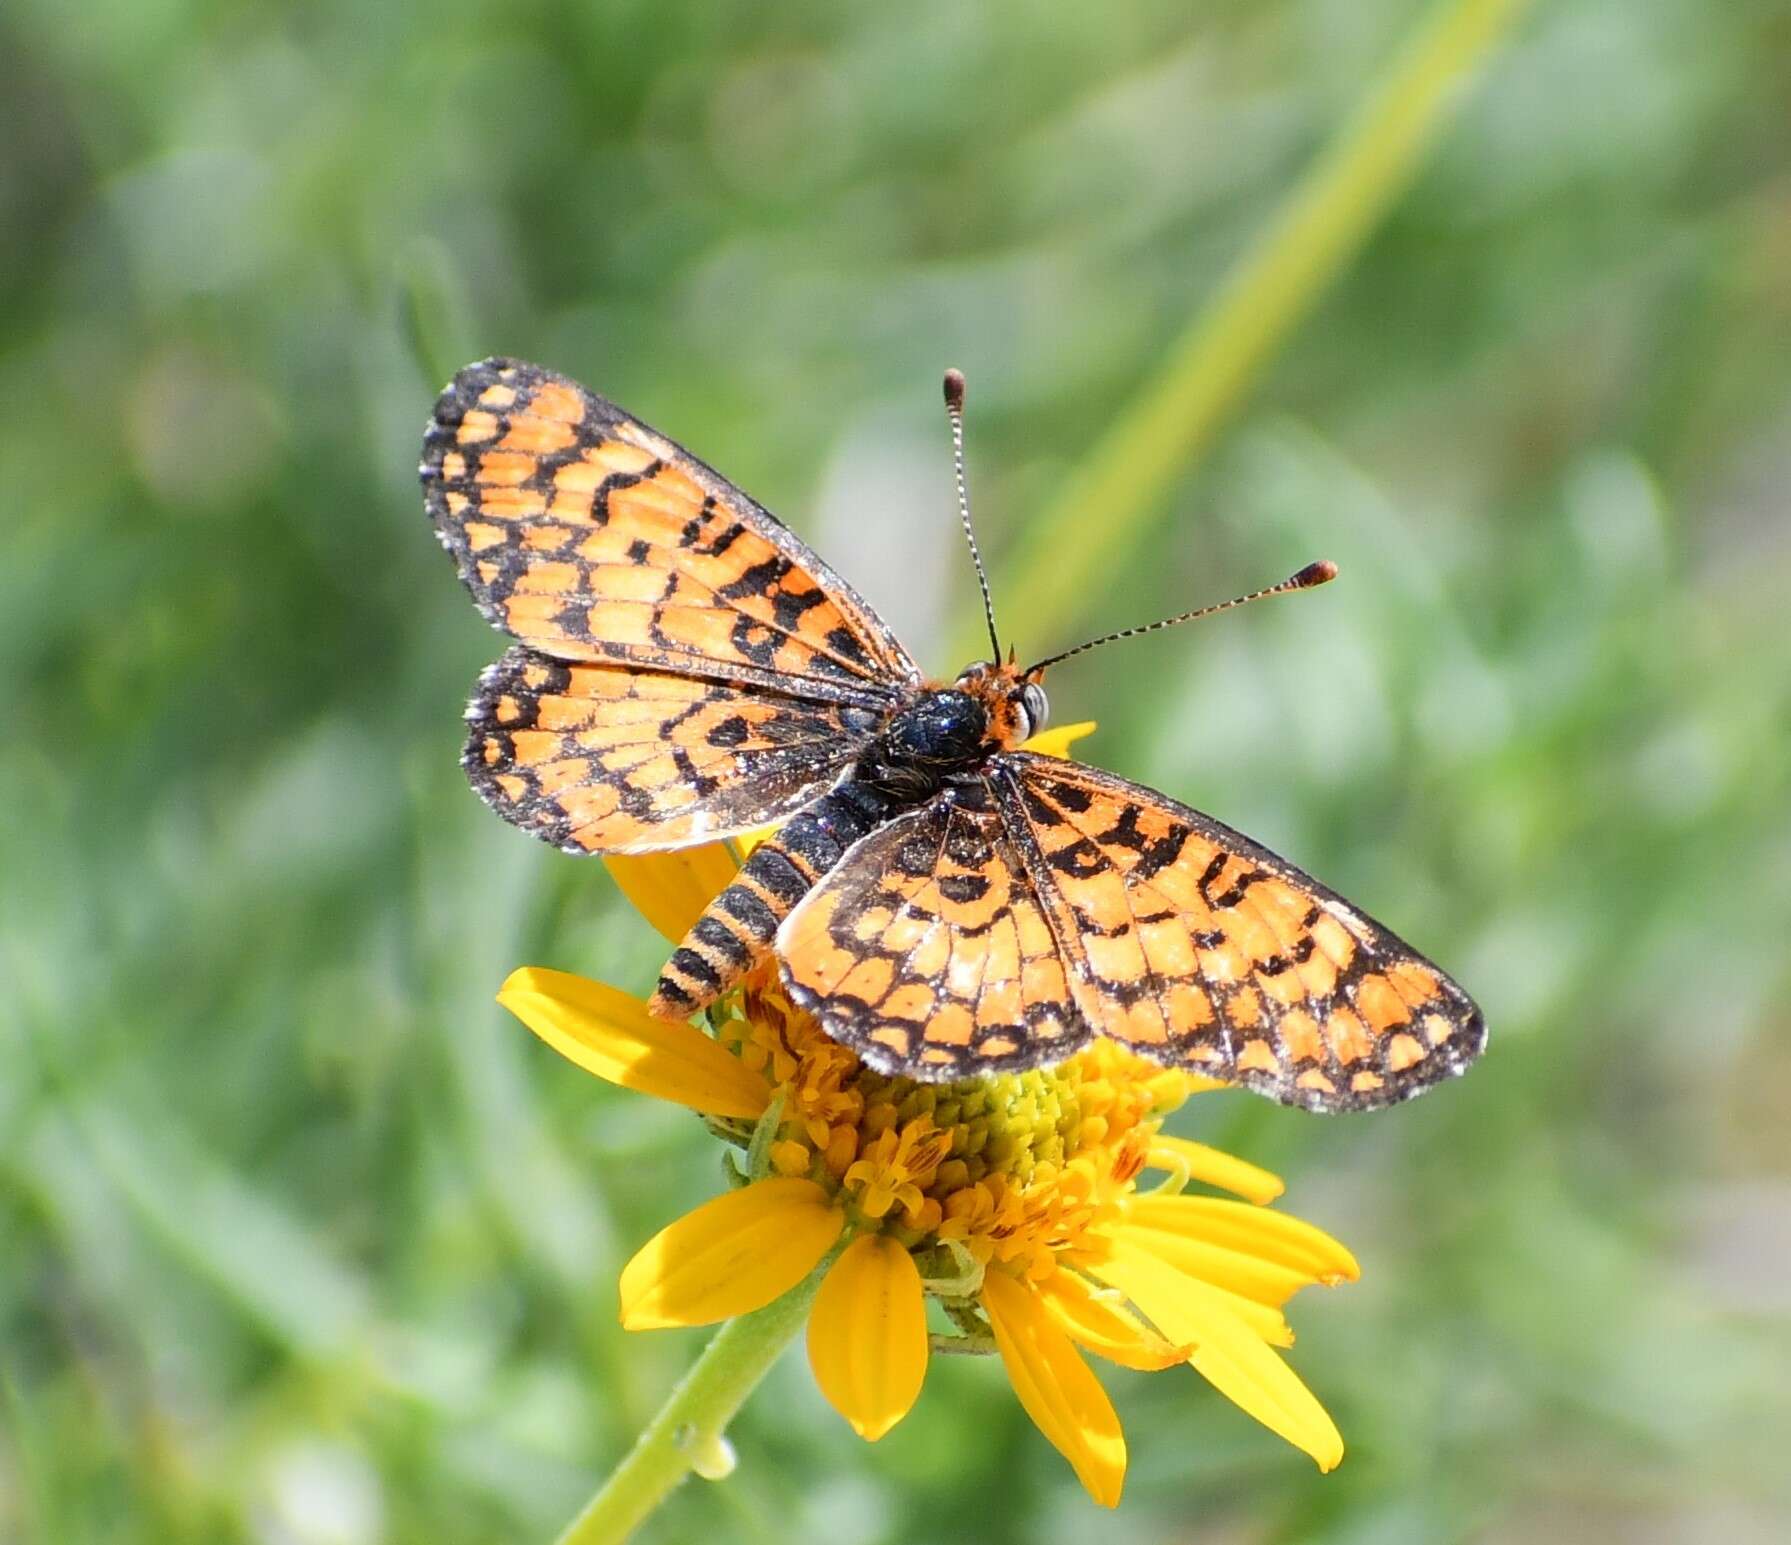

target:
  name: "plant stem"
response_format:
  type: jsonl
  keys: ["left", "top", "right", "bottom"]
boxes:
{"left": 553, "top": 1272, "right": 823, "bottom": 1545}
{"left": 963, "top": 0, "right": 1536, "bottom": 662}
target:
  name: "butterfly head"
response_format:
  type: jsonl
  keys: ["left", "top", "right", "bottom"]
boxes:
{"left": 953, "top": 657, "right": 1050, "bottom": 749}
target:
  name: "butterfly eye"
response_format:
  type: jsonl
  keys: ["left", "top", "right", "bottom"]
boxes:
{"left": 1020, "top": 682, "right": 1050, "bottom": 738}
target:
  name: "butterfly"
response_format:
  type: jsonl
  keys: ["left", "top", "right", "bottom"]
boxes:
{"left": 422, "top": 357, "right": 1486, "bottom": 1111}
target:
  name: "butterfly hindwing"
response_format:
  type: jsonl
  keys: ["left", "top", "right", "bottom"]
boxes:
{"left": 992, "top": 753, "right": 1486, "bottom": 1111}
{"left": 465, "top": 644, "right": 887, "bottom": 854}
{"left": 423, "top": 358, "right": 921, "bottom": 705}
{"left": 777, "top": 784, "right": 1092, "bottom": 1077}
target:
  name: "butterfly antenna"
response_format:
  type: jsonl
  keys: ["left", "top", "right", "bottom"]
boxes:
{"left": 1027, "top": 560, "right": 1338, "bottom": 673}
{"left": 944, "top": 368, "right": 1002, "bottom": 662}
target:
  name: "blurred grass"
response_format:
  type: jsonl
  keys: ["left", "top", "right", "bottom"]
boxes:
{"left": 4, "top": 1, "right": 1791, "bottom": 1543}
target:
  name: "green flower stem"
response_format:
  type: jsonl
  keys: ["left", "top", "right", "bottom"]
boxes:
{"left": 959, "top": 0, "right": 1536, "bottom": 662}
{"left": 553, "top": 1269, "right": 825, "bottom": 1545}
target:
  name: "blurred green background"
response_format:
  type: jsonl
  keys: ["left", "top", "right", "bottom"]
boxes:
{"left": 5, "top": 0, "right": 1790, "bottom": 1541}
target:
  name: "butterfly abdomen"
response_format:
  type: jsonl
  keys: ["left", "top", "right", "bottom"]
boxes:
{"left": 649, "top": 781, "right": 904, "bottom": 1017}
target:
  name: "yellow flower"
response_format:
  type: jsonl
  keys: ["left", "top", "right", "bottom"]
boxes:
{"left": 498, "top": 722, "right": 1359, "bottom": 1507}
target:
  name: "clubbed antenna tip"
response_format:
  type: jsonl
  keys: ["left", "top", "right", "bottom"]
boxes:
{"left": 1291, "top": 559, "right": 1339, "bottom": 588}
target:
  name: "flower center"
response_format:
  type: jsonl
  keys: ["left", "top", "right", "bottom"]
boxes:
{"left": 712, "top": 973, "right": 1189, "bottom": 1288}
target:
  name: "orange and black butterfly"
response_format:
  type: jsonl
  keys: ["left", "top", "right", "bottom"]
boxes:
{"left": 423, "top": 358, "right": 1485, "bottom": 1111}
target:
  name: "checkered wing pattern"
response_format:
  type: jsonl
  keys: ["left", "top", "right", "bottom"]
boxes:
{"left": 424, "top": 358, "right": 920, "bottom": 851}
{"left": 996, "top": 754, "right": 1486, "bottom": 1111}
{"left": 423, "top": 358, "right": 919, "bottom": 703}
{"left": 464, "top": 646, "right": 888, "bottom": 853}
{"left": 777, "top": 786, "right": 1091, "bottom": 1077}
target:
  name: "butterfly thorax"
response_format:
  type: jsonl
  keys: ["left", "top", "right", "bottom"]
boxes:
{"left": 851, "top": 664, "right": 1044, "bottom": 802}
{"left": 853, "top": 690, "right": 989, "bottom": 802}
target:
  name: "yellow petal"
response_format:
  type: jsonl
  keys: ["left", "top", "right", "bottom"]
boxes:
{"left": 1124, "top": 1193, "right": 1361, "bottom": 1284}
{"left": 1114, "top": 1225, "right": 1313, "bottom": 1306}
{"left": 619, "top": 1178, "right": 843, "bottom": 1329}
{"left": 1035, "top": 1270, "right": 1189, "bottom": 1371}
{"left": 807, "top": 1235, "right": 929, "bottom": 1441}
{"left": 732, "top": 824, "right": 781, "bottom": 860}
{"left": 1085, "top": 1235, "right": 1294, "bottom": 1346}
{"left": 1017, "top": 720, "right": 1098, "bottom": 759}
{"left": 1147, "top": 1135, "right": 1284, "bottom": 1204}
{"left": 498, "top": 967, "right": 770, "bottom": 1120}
{"left": 603, "top": 844, "right": 739, "bottom": 944}
{"left": 981, "top": 1269, "right": 1126, "bottom": 1508}
{"left": 1090, "top": 1244, "right": 1343, "bottom": 1471}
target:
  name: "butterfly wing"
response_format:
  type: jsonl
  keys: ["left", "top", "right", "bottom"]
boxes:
{"left": 466, "top": 645, "right": 889, "bottom": 853}
{"left": 989, "top": 753, "right": 1485, "bottom": 1111}
{"left": 423, "top": 357, "right": 921, "bottom": 704}
{"left": 425, "top": 358, "right": 921, "bottom": 851}
{"left": 776, "top": 782, "right": 1092, "bottom": 1077}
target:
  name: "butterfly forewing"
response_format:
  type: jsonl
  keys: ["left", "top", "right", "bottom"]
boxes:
{"left": 423, "top": 358, "right": 920, "bottom": 703}
{"left": 777, "top": 788, "right": 1092, "bottom": 1076}
{"left": 992, "top": 753, "right": 1485, "bottom": 1111}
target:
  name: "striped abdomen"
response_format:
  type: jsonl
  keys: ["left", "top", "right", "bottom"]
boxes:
{"left": 649, "top": 781, "right": 902, "bottom": 1017}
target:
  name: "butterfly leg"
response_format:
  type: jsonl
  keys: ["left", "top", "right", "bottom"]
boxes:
{"left": 648, "top": 782, "right": 902, "bottom": 1018}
